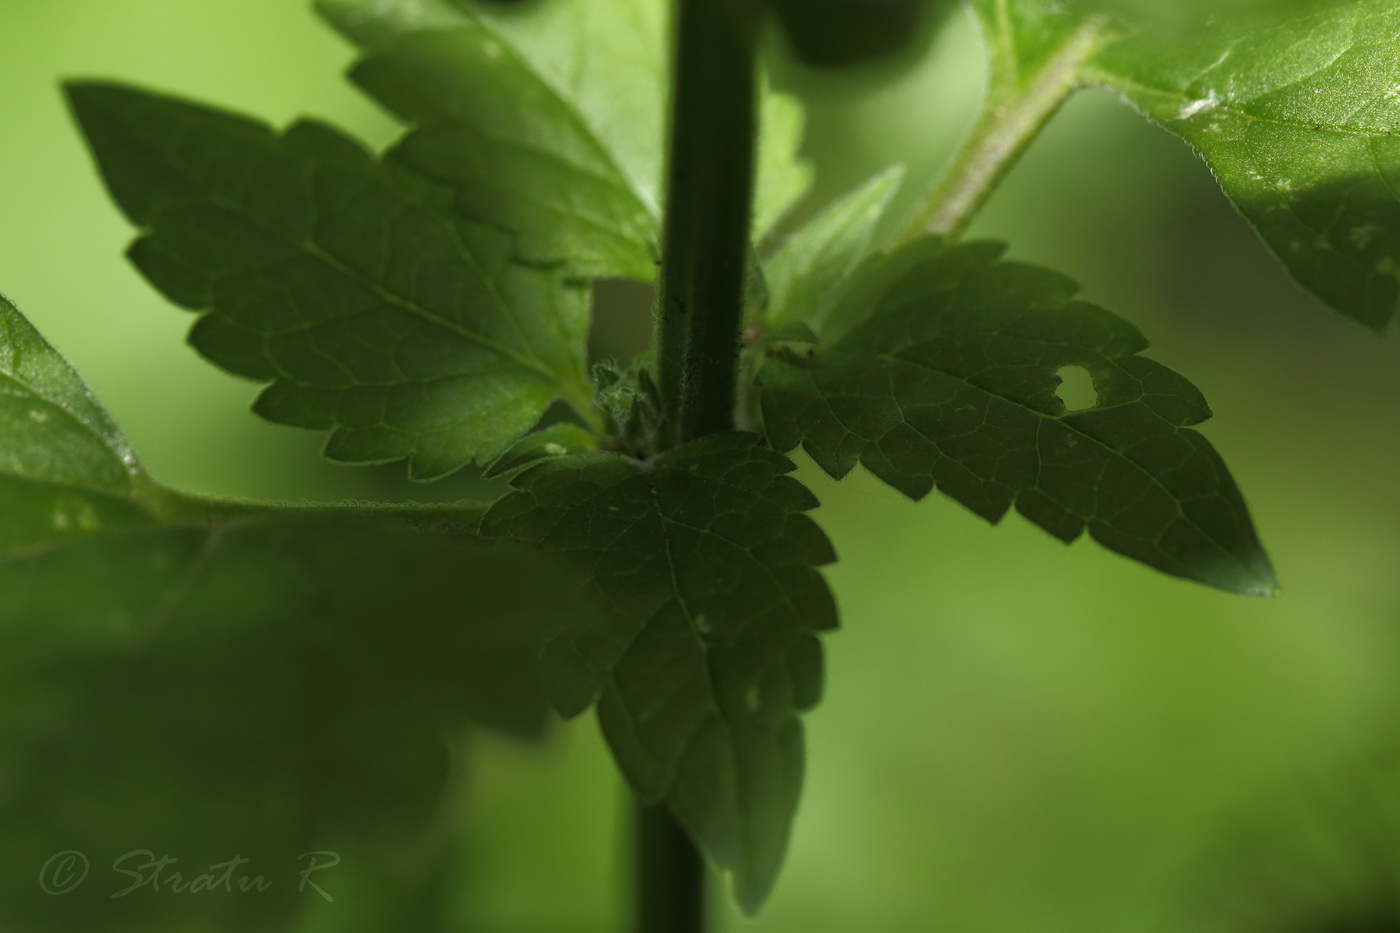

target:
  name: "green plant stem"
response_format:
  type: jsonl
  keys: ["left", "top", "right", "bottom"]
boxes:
{"left": 653, "top": 0, "right": 760, "bottom": 447}
{"left": 636, "top": 0, "right": 761, "bottom": 926}
{"left": 635, "top": 803, "right": 706, "bottom": 933}
{"left": 898, "top": 14, "right": 1110, "bottom": 245}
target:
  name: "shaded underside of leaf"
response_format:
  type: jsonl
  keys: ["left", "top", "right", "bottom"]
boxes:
{"left": 66, "top": 81, "right": 592, "bottom": 479}
{"left": 1088, "top": 0, "right": 1400, "bottom": 331}
{"left": 760, "top": 239, "right": 1276, "bottom": 596}
{"left": 480, "top": 432, "right": 837, "bottom": 913}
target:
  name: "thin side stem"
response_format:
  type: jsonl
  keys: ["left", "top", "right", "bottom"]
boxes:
{"left": 898, "top": 16, "right": 1111, "bottom": 245}
{"left": 653, "top": 0, "right": 759, "bottom": 447}
{"left": 635, "top": 804, "right": 706, "bottom": 933}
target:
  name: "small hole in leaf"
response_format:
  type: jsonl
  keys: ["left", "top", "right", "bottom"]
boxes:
{"left": 1055, "top": 365, "right": 1098, "bottom": 412}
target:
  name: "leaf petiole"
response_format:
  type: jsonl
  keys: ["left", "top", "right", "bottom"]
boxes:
{"left": 898, "top": 8, "right": 1113, "bottom": 245}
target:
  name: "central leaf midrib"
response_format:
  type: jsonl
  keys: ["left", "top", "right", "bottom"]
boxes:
{"left": 857, "top": 348, "right": 1261, "bottom": 578}
{"left": 296, "top": 236, "right": 559, "bottom": 382}
{"left": 1089, "top": 68, "right": 1400, "bottom": 138}
{"left": 465, "top": 10, "right": 660, "bottom": 225}
{"left": 643, "top": 467, "right": 769, "bottom": 877}
{"left": 645, "top": 475, "right": 724, "bottom": 721}
{"left": 134, "top": 138, "right": 566, "bottom": 387}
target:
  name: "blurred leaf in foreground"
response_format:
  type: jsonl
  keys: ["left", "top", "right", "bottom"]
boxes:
{"left": 0, "top": 290, "right": 597, "bottom": 932}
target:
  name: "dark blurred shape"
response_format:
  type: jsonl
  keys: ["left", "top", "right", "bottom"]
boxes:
{"left": 1309, "top": 914, "right": 1400, "bottom": 932}
{"left": 767, "top": 0, "right": 945, "bottom": 68}
{"left": 1166, "top": 747, "right": 1400, "bottom": 933}
{"left": 0, "top": 517, "right": 601, "bottom": 933}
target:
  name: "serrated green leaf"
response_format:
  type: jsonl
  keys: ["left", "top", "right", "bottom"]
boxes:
{"left": 480, "top": 432, "right": 837, "bottom": 912}
{"left": 317, "top": 0, "right": 810, "bottom": 278}
{"left": 67, "top": 81, "right": 594, "bottom": 480}
{"left": 760, "top": 239, "right": 1277, "bottom": 596}
{"left": 483, "top": 420, "right": 599, "bottom": 478}
{"left": 1087, "top": 0, "right": 1400, "bottom": 331}
{"left": 754, "top": 88, "right": 815, "bottom": 242}
{"left": 0, "top": 293, "right": 600, "bottom": 932}
{"left": 319, "top": 0, "right": 662, "bottom": 280}
{"left": 0, "top": 292, "right": 164, "bottom": 555}
{"left": 763, "top": 164, "right": 905, "bottom": 333}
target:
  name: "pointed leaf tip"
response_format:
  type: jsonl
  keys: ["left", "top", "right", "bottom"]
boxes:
{"left": 1090, "top": 0, "right": 1400, "bottom": 332}
{"left": 67, "top": 80, "right": 592, "bottom": 478}
{"left": 481, "top": 433, "right": 837, "bottom": 910}
{"left": 761, "top": 240, "right": 1276, "bottom": 596}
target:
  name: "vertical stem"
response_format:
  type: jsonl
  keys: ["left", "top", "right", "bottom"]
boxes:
{"left": 653, "top": 0, "right": 759, "bottom": 447}
{"left": 635, "top": 804, "right": 706, "bottom": 933}
{"left": 636, "top": 0, "right": 760, "bottom": 928}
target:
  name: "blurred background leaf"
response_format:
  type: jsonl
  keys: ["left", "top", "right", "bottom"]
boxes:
{"left": 767, "top": 0, "right": 954, "bottom": 69}
{"left": 3, "top": 1, "right": 1400, "bottom": 931}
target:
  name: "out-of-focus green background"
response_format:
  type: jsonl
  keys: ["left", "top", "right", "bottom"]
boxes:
{"left": 3, "top": 2, "right": 1400, "bottom": 931}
